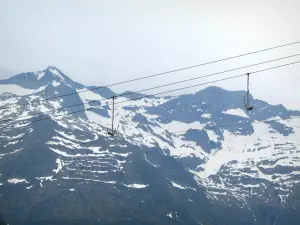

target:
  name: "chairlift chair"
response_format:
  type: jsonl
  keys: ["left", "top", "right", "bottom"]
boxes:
{"left": 107, "top": 129, "right": 115, "bottom": 136}
{"left": 107, "top": 96, "right": 117, "bottom": 136}
{"left": 243, "top": 73, "right": 254, "bottom": 111}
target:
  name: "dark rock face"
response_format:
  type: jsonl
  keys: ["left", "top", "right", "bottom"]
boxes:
{"left": 184, "top": 129, "right": 220, "bottom": 153}
{"left": 0, "top": 123, "right": 254, "bottom": 225}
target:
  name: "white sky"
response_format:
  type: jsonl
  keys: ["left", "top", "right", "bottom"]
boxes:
{"left": 0, "top": 0, "right": 300, "bottom": 109}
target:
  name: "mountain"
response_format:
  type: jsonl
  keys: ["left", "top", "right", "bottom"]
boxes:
{"left": 0, "top": 67, "right": 299, "bottom": 225}
{"left": 0, "top": 66, "right": 82, "bottom": 89}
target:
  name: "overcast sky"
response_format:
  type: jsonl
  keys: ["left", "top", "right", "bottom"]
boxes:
{"left": 0, "top": 0, "right": 300, "bottom": 109}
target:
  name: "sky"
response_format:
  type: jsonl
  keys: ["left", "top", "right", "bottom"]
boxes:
{"left": 0, "top": 0, "right": 300, "bottom": 109}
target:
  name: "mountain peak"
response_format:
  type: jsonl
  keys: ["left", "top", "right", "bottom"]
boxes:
{"left": 0, "top": 66, "right": 82, "bottom": 90}
{"left": 46, "top": 66, "right": 59, "bottom": 71}
{"left": 44, "top": 66, "right": 65, "bottom": 81}
{"left": 197, "top": 86, "right": 243, "bottom": 95}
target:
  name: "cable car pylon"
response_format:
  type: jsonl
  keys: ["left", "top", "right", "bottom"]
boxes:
{"left": 243, "top": 73, "right": 254, "bottom": 111}
{"left": 107, "top": 95, "right": 117, "bottom": 136}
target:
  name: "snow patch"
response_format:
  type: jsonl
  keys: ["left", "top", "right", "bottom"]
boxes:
{"left": 77, "top": 88, "right": 103, "bottom": 101}
{"left": 49, "top": 68, "right": 65, "bottom": 81}
{"left": 63, "top": 177, "right": 116, "bottom": 184}
{"left": 54, "top": 130, "right": 98, "bottom": 143}
{"left": 37, "top": 176, "right": 56, "bottom": 181}
{"left": 171, "top": 181, "right": 186, "bottom": 189}
{"left": 243, "top": 184, "right": 260, "bottom": 188}
{"left": 223, "top": 108, "right": 249, "bottom": 118}
{"left": 35, "top": 71, "right": 45, "bottom": 80}
{"left": 53, "top": 158, "right": 63, "bottom": 173}
{"left": 52, "top": 80, "right": 60, "bottom": 87}
{"left": 85, "top": 110, "right": 110, "bottom": 126}
{"left": 0, "top": 84, "right": 47, "bottom": 96}
{"left": 162, "top": 121, "right": 205, "bottom": 132}
{"left": 144, "top": 153, "right": 159, "bottom": 168}
{"left": 7, "top": 178, "right": 29, "bottom": 184}
{"left": 202, "top": 113, "right": 211, "bottom": 119}
{"left": 122, "top": 183, "right": 149, "bottom": 189}
{"left": 206, "top": 130, "right": 218, "bottom": 142}
{"left": 50, "top": 101, "right": 61, "bottom": 109}
{"left": 76, "top": 87, "right": 110, "bottom": 126}
{"left": 167, "top": 212, "right": 173, "bottom": 218}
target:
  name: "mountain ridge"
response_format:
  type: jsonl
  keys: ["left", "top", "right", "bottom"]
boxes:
{"left": 0, "top": 67, "right": 299, "bottom": 225}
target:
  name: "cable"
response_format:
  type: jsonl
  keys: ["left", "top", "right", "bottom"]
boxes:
{"left": 2, "top": 40, "right": 300, "bottom": 111}
{"left": 2, "top": 59, "right": 300, "bottom": 130}
{"left": 0, "top": 75, "right": 246, "bottom": 130}
{"left": 1, "top": 54, "right": 300, "bottom": 124}
{"left": 2, "top": 110, "right": 297, "bottom": 146}
{"left": 140, "top": 115, "right": 297, "bottom": 138}
{"left": 2, "top": 60, "right": 300, "bottom": 129}
{"left": 4, "top": 59, "right": 300, "bottom": 129}
{"left": 108, "top": 59, "right": 300, "bottom": 106}
{"left": 1, "top": 107, "right": 92, "bottom": 130}
{"left": 3, "top": 53, "right": 299, "bottom": 123}
{"left": 1, "top": 73, "right": 246, "bottom": 128}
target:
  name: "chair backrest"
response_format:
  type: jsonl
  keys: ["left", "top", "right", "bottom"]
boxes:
{"left": 107, "top": 128, "right": 116, "bottom": 136}
{"left": 243, "top": 92, "right": 254, "bottom": 111}
{"left": 246, "top": 106, "right": 254, "bottom": 111}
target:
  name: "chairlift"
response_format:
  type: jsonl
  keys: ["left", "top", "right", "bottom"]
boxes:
{"left": 107, "top": 96, "right": 117, "bottom": 137}
{"left": 243, "top": 73, "right": 254, "bottom": 111}
{"left": 107, "top": 129, "right": 115, "bottom": 136}
{"left": 107, "top": 124, "right": 119, "bottom": 136}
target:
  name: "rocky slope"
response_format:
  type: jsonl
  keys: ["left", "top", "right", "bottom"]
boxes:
{"left": 0, "top": 67, "right": 299, "bottom": 225}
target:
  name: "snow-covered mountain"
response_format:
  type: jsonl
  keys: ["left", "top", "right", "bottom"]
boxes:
{"left": 0, "top": 67, "right": 299, "bottom": 225}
